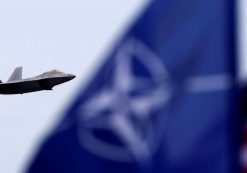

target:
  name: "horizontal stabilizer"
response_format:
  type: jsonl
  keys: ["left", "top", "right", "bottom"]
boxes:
{"left": 7, "top": 67, "right": 22, "bottom": 82}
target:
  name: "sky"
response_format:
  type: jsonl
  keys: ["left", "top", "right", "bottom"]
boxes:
{"left": 0, "top": 0, "right": 149, "bottom": 172}
{"left": 0, "top": 0, "right": 245, "bottom": 173}
{"left": 238, "top": 0, "right": 247, "bottom": 83}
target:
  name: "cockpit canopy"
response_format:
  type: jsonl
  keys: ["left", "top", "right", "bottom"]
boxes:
{"left": 40, "top": 69, "right": 66, "bottom": 78}
{"left": 49, "top": 69, "right": 64, "bottom": 74}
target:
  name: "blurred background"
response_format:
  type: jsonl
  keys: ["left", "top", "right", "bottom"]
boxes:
{"left": 0, "top": 0, "right": 245, "bottom": 173}
{"left": 0, "top": 1, "right": 148, "bottom": 172}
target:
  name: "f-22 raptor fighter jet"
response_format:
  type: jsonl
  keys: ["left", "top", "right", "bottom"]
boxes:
{"left": 0, "top": 67, "right": 76, "bottom": 94}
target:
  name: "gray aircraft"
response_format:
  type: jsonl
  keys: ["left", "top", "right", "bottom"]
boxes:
{"left": 0, "top": 67, "right": 76, "bottom": 94}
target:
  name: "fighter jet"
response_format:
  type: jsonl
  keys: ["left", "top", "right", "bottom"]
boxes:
{"left": 0, "top": 67, "right": 76, "bottom": 94}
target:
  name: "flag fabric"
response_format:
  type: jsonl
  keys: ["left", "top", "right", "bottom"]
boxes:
{"left": 242, "top": 125, "right": 247, "bottom": 172}
{"left": 27, "top": 0, "right": 239, "bottom": 173}
{"left": 241, "top": 88, "right": 247, "bottom": 172}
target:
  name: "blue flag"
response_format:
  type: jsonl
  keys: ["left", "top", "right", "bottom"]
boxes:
{"left": 27, "top": 0, "right": 239, "bottom": 173}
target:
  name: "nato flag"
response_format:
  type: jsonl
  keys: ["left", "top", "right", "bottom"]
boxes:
{"left": 27, "top": 0, "right": 239, "bottom": 173}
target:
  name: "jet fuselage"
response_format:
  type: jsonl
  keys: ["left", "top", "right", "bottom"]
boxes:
{"left": 0, "top": 67, "right": 76, "bottom": 94}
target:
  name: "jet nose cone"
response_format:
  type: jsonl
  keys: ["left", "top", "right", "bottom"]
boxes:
{"left": 67, "top": 74, "right": 76, "bottom": 80}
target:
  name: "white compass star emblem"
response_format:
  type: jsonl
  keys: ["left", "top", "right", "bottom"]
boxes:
{"left": 76, "top": 38, "right": 233, "bottom": 164}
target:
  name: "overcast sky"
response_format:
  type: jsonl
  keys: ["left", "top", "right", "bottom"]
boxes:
{"left": 0, "top": 0, "right": 149, "bottom": 172}
{"left": 0, "top": 0, "right": 246, "bottom": 173}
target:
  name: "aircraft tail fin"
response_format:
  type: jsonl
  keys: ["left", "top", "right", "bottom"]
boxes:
{"left": 7, "top": 67, "right": 22, "bottom": 82}
{"left": 0, "top": 80, "right": 2, "bottom": 83}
